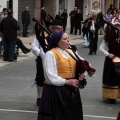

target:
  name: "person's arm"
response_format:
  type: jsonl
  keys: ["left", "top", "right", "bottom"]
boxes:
{"left": 43, "top": 51, "right": 66, "bottom": 86}
{"left": 0, "top": 20, "right": 3, "bottom": 33}
{"left": 14, "top": 19, "right": 20, "bottom": 30}
{"left": 99, "top": 39, "right": 115, "bottom": 58}
{"left": 111, "top": 17, "right": 116, "bottom": 25}
{"left": 99, "top": 40, "right": 109, "bottom": 56}
{"left": 31, "top": 37, "right": 42, "bottom": 56}
{"left": 21, "top": 11, "right": 25, "bottom": 24}
{"left": 69, "top": 11, "right": 72, "bottom": 17}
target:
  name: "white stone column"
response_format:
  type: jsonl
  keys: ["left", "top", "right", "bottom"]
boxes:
{"left": 0, "top": 0, "right": 8, "bottom": 12}
{"left": 34, "top": 0, "right": 41, "bottom": 19}
{"left": 56, "top": 0, "right": 59, "bottom": 15}
{"left": 83, "top": 0, "right": 88, "bottom": 19}
{"left": 13, "top": 0, "right": 18, "bottom": 20}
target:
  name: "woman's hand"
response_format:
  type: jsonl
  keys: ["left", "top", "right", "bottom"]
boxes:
{"left": 79, "top": 73, "right": 85, "bottom": 81}
{"left": 65, "top": 79, "right": 79, "bottom": 88}
{"left": 108, "top": 53, "right": 114, "bottom": 59}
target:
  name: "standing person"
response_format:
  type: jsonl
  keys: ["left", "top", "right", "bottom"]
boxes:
{"left": 99, "top": 23, "right": 120, "bottom": 104}
{"left": 96, "top": 11, "right": 105, "bottom": 35}
{"left": 87, "top": 14, "right": 100, "bottom": 55}
{"left": 69, "top": 7, "right": 77, "bottom": 34}
{"left": 82, "top": 12, "right": 93, "bottom": 47}
{"left": 0, "top": 9, "right": 20, "bottom": 62}
{"left": 61, "top": 9, "right": 68, "bottom": 31}
{"left": 31, "top": 20, "right": 63, "bottom": 106}
{"left": 74, "top": 9, "right": 83, "bottom": 35}
{"left": 0, "top": 8, "right": 8, "bottom": 22}
{"left": 37, "top": 31, "right": 85, "bottom": 120}
{"left": 111, "top": 14, "right": 120, "bottom": 25}
{"left": 21, "top": 6, "right": 30, "bottom": 37}
{"left": 0, "top": 8, "right": 8, "bottom": 55}
{"left": 108, "top": 4, "right": 114, "bottom": 14}
{"left": 105, "top": 9, "right": 113, "bottom": 22}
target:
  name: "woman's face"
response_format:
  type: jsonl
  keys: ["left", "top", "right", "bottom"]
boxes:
{"left": 64, "top": 10, "right": 67, "bottom": 13}
{"left": 58, "top": 33, "right": 70, "bottom": 50}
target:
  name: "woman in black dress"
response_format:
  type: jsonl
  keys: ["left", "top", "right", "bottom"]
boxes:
{"left": 61, "top": 9, "right": 68, "bottom": 31}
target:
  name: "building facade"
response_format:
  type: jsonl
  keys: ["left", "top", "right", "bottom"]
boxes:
{"left": 0, "top": 0, "right": 75, "bottom": 32}
{"left": 82, "top": 0, "right": 120, "bottom": 19}
{"left": 1, "top": 0, "right": 120, "bottom": 31}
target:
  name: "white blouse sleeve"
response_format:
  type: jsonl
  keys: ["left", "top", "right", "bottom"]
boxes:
{"left": 99, "top": 40, "right": 109, "bottom": 56}
{"left": 43, "top": 51, "right": 65, "bottom": 86}
{"left": 31, "top": 37, "right": 45, "bottom": 59}
{"left": 31, "top": 37, "right": 40, "bottom": 56}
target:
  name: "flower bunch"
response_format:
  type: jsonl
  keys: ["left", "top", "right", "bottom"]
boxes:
{"left": 93, "top": 0, "right": 99, "bottom": 9}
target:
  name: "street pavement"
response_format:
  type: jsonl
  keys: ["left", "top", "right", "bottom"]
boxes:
{"left": 0, "top": 32, "right": 120, "bottom": 120}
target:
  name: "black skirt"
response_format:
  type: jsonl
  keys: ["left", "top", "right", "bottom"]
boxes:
{"left": 37, "top": 84, "right": 83, "bottom": 120}
{"left": 35, "top": 56, "right": 45, "bottom": 86}
{"left": 103, "top": 57, "right": 120, "bottom": 86}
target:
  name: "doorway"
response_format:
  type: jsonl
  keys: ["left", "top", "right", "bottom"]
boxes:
{"left": 59, "top": 0, "right": 68, "bottom": 15}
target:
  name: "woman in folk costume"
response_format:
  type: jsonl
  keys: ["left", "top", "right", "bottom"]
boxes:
{"left": 99, "top": 22, "right": 120, "bottom": 104}
{"left": 37, "top": 31, "right": 85, "bottom": 120}
{"left": 111, "top": 14, "right": 120, "bottom": 26}
{"left": 87, "top": 14, "right": 100, "bottom": 55}
{"left": 61, "top": 9, "right": 68, "bottom": 32}
{"left": 105, "top": 9, "right": 113, "bottom": 22}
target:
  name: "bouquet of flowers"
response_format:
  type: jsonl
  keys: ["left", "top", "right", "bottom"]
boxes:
{"left": 93, "top": 0, "right": 99, "bottom": 9}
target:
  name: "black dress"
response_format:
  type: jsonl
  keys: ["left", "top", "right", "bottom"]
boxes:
{"left": 101, "top": 24, "right": 120, "bottom": 100}
{"left": 61, "top": 12, "right": 68, "bottom": 31}
{"left": 74, "top": 13, "right": 83, "bottom": 35}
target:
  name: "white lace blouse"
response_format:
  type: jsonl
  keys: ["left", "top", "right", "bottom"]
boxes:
{"left": 99, "top": 40, "right": 109, "bottom": 56}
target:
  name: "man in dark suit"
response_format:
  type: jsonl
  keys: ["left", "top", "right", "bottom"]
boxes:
{"left": 0, "top": 9, "right": 20, "bottom": 62}
{"left": 69, "top": 7, "right": 77, "bottom": 34}
{"left": 21, "top": 6, "right": 30, "bottom": 37}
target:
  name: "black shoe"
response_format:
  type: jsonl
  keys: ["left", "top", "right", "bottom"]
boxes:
{"left": 36, "top": 98, "right": 41, "bottom": 106}
{"left": 23, "top": 35, "right": 29, "bottom": 37}
{"left": 88, "top": 53, "right": 93, "bottom": 55}
{"left": 23, "top": 48, "right": 31, "bottom": 54}
{"left": 3, "top": 59, "right": 8, "bottom": 61}
{"left": 109, "top": 99, "right": 116, "bottom": 104}
{"left": 94, "top": 52, "right": 96, "bottom": 55}
{"left": 8, "top": 60, "right": 17, "bottom": 62}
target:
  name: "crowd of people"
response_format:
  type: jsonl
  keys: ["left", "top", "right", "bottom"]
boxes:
{"left": 0, "top": 7, "right": 31, "bottom": 62}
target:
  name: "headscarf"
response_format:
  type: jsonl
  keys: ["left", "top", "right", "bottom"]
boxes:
{"left": 48, "top": 31, "right": 65, "bottom": 50}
